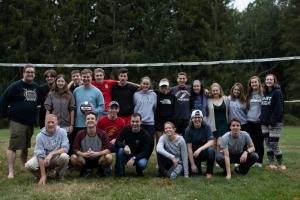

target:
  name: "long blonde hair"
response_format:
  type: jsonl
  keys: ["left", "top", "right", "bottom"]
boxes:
{"left": 209, "top": 82, "right": 224, "bottom": 98}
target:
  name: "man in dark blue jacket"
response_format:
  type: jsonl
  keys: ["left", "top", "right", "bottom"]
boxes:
{"left": 0, "top": 65, "right": 40, "bottom": 179}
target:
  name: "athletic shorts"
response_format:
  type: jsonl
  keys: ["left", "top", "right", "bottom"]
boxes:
{"left": 9, "top": 121, "right": 34, "bottom": 150}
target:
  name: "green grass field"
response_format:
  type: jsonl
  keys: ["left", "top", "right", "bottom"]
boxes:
{"left": 0, "top": 127, "right": 299, "bottom": 200}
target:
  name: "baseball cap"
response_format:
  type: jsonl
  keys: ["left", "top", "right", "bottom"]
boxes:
{"left": 109, "top": 101, "right": 119, "bottom": 107}
{"left": 159, "top": 78, "right": 169, "bottom": 87}
{"left": 191, "top": 110, "right": 203, "bottom": 118}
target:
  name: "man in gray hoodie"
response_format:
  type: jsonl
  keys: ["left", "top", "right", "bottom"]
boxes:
{"left": 25, "top": 114, "right": 70, "bottom": 185}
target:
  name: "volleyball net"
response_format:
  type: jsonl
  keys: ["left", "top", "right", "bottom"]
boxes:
{"left": 0, "top": 56, "right": 300, "bottom": 123}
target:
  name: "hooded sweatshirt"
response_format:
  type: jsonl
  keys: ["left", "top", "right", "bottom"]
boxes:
{"left": 133, "top": 90, "right": 157, "bottom": 125}
{"left": 260, "top": 87, "right": 284, "bottom": 126}
{"left": 34, "top": 127, "right": 69, "bottom": 160}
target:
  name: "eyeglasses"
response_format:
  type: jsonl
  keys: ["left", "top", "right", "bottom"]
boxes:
{"left": 193, "top": 117, "right": 201, "bottom": 119}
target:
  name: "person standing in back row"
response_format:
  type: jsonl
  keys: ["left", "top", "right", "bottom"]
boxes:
{"left": 0, "top": 65, "right": 39, "bottom": 179}
{"left": 111, "top": 68, "right": 138, "bottom": 126}
{"left": 70, "top": 69, "right": 104, "bottom": 155}
{"left": 207, "top": 83, "right": 229, "bottom": 151}
{"left": 39, "top": 69, "right": 57, "bottom": 129}
{"left": 134, "top": 76, "right": 157, "bottom": 158}
{"left": 245, "top": 76, "right": 264, "bottom": 167}
{"left": 170, "top": 72, "right": 191, "bottom": 135}
{"left": 92, "top": 68, "right": 118, "bottom": 115}
{"left": 155, "top": 78, "right": 175, "bottom": 149}
{"left": 260, "top": 74, "right": 286, "bottom": 171}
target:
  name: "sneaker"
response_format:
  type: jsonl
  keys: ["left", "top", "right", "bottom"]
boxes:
{"left": 267, "top": 164, "right": 277, "bottom": 170}
{"left": 277, "top": 165, "right": 287, "bottom": 171}
{"left": 169, "top": 171, "right": 177, "bottom": 180}
{"left": 206, "top": 173, "right": 213, "bottom": 179}
{"left": 234, "top": 163, "right": 240, "bottom": 168}
{"left": 80, "top": 169, "right": 92, "bottom": 178}
{"left": 253, "top": 163, "right": 263, "bottom": 168}
{"left": 7, "top": 174, "right": 14, "bottom": 179}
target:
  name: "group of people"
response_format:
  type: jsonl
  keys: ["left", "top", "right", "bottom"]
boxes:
{"left": 0, "top": 64, "right": 285, "bottom": 184}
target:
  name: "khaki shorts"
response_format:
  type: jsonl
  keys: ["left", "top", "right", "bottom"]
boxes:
{"left": 9, "top": 121, "right": 34, "bottom": 150}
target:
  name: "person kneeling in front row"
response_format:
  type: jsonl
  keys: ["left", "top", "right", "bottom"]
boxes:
{"left": 70, "top": 112, "right": 113, "bottom": 178}
{"left": 156, "top": 121, "right": 189, "bottom": 179}
{"left": 184, "top": 110, "right": 215, "bottom": 179}
{"left": 216, "top": 118, "right": 259, "bottom": 179}
{"left": 25, "top": 114, "right": 70, "bottom": 185}
{"left": 114, "top": 113, "right": 151, "bottom": 177}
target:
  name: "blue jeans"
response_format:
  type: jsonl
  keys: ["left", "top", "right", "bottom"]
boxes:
{"left": 115, "top": 148, "right": 148, "bottom": 176}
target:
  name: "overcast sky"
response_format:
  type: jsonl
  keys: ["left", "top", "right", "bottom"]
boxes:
{"left": 233, "top": 0, "right": 255, "bottom": 11}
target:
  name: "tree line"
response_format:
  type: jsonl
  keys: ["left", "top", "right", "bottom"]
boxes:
{"left": 0, "top": 0, "right": 299, "bottom": 122}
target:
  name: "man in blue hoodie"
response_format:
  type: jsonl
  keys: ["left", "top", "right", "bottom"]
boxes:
{"left": 25, "top": 114, "right": 70, "bottom": 185}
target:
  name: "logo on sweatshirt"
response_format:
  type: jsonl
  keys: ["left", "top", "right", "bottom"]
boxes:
{"left": 261, "top": 96, "right": 272, "bottom": 105}
{"left": 23, "top": 89, "right": 37, "bottom": 101}
{"left": 175, "top": 90, "right": 190, "bottom": 102}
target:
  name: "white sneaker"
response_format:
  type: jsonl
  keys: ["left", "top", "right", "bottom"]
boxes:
{"left": 234, "top": 163, "right": 240, "bottom": 167}
{"left": 253, "top": 163, "right": 263, "bottom": 168}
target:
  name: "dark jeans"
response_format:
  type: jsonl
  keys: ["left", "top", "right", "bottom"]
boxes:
{"left": 83, "top": 157, "right": 100, "bottom": 169}
{"left": 216, "top": 151, "right": 258, "bottom": 175}
{"left": 191, "top": 147, "right": 215, "bottom": 175}
{"left": 141, "top": 124, "right": 155, "bottom": 158}
{"left": 245, "top": 122, "right": 264, "bottom": 163}
{"left": 157, "top": 153, "right": 183, "bottom": 177}
{"left": 115, "top": 148, "right": 148, "bottom": 176}
{"left": 157, "top": 153, "right": 173, "bottom": 176}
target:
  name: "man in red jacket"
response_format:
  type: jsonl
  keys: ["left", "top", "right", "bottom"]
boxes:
{"left": 97, "top": 101, "right": 125, "bottom": 145}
